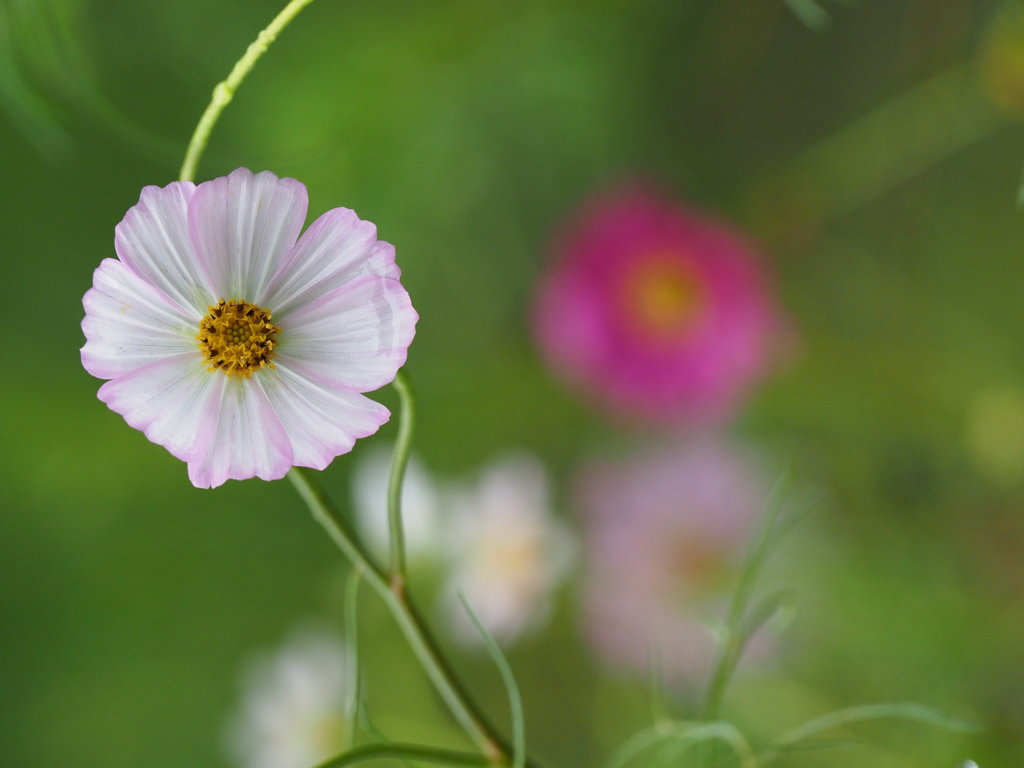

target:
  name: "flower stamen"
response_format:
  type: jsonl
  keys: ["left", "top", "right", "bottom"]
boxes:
{"left": 622, "top": 252, "right": 706, "bottom": 341}
{"left": 197, "top": 298, "right": 281, "bottom": 377}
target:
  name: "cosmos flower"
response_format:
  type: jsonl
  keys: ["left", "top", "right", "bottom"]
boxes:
{"left": 81, "top": 168, "right": 416, "bottom": 488}
{"left": 351, "top": 445, "right": 442, "bottom": 563}
{"left": 224, "top": 627, "right": 349, "bottom": 768}
{"left": 442, "top": 454, "right": 575, "bottom": 646}
{"left": 577, "top": 439, "right": 768, "bottom": 686}
{"left": 533, "top": 183, "right": 780, "bottom": 423}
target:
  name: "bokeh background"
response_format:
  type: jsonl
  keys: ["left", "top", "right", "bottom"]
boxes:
{"left": 2, "top": 0, "right": 1023, "bottom": 766}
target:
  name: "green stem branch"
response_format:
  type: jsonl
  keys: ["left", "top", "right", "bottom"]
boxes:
{"left": 288, "top": 466, "right": 511, "bottom": 765}
{"left": 387, "top": 371, "right": 415, "bottom": 586}
{"left": 178, "top": 0, "right": 317, "bottom": 182}
{"left": 314, "top": 743, "right": 491, "bottom": 767}
{"left": 178, "top": 2, "right": 522, "bottom": 765}
{"left": 701, "top": 473, "right": 790, "bottom": 721}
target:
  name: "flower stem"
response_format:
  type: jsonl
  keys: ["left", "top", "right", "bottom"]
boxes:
{"left": 701, "top": 472, "right": 791, "bottom": 721}
{"left": 288, "top": 467, "right": 513, "bottom": 765}
{"left": 178, "top": 0, "right": 317, "bottom": 183}
{"left": 314, "top": 743, "right": 491, "bottom": 767}
{"left": 387, "top": 371, "right": 415, "bottom": 587}
{"left": 744, "top": 63, "right": 1004, "bottom": 242}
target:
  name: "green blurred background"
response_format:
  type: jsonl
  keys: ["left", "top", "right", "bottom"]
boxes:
{"left": 2, "top": 0, "right": 1023, "bottom": 765}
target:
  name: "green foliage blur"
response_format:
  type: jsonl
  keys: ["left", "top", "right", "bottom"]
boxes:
{"left": 1, "top": 0, "right": 1022, "bottom": 766}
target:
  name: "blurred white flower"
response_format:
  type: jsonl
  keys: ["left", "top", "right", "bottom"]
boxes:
{"left": 443, "top": 454, "right": 575, "bottom": 646}
{"left": 962, "top": 761, "right": 979, "bottom": 768}
{"left": 351, "top": 445, "right": 442, "bottom": 563}
{"left": 224, "top": 627, "right": 349, "bottom": 768}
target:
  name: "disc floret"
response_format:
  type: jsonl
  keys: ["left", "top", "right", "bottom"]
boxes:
{"left": 197, "top": 298, "right": 281, "bottom": 377}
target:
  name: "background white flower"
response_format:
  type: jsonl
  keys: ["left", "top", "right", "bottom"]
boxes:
{"left": 442, "top": 454, "right": 575, "bottom": 646}
{"left": 224, "top": 627, "right": 349, "bottom": 768}
{"left": 351, "top": 445, "right": 442, "bottom": 563}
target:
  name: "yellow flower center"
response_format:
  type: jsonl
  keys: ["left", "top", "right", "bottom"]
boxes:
{"left": 622, "top": 253, "right": 706, "bottom": 341}
{"left": 197, "top": 298, "right": 281, "bottom": 378}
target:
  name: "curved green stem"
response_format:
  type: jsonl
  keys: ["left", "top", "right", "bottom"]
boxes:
{"left": 756, "top": 702, "right": 978, "bottom": 764}
{"left": 177, "top": 2, "right": 524, "bottom": 765}
{"left": 387, "top": 371, "right": 415, "bottom": 586}
{"left": 343, "top": 569, "right": 363, "bottom": 749}
{"left": 178, "top": 0, "right": 317, "bottom": 182}
{"left": 314, "top": 743, "right": 491, "bottom": 767}
{"left": 288, "top": 467, "right": 512, "bottom": 765}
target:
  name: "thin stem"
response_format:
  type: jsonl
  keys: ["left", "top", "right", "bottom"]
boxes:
{"left": 314, "top": 743, "right": 491, "bottom": 767}
{"left": 758, "top": 703, "right": 978, "bottom": 765}
{"left": 701, "top": 472, "right": 790, "bottom": 720}
{"left": 288, "top": 467, "right": 512, "bottom": 765}
{"left": 745, "top": 63, "right": 1004, "bottom": 240}
{"left": 457, "top": 593, "right": 526, "bottom": 768}
{"left": 288, "top": 466, "right": 386, "bottom": 581}
{"left": 178, "top": 0, "right": 317, "bottom": 182}
{"left": 343, "top": 569, "right": 363, "bottom": 749}
{"left": 387, "top": 371, "right": 415, "bottom": 585}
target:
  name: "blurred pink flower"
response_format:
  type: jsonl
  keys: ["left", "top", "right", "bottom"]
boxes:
{"left": 577, "top": 439, "right": 768, "bottom": 686}
{"left": 533, "top": 184, "right": 781, "bottom": 423}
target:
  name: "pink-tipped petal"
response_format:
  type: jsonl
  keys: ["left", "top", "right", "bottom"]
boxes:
{"left": 188, "top": 168, "right": 309, "bottom": 302}
{"left": 82, "top": 259, "right": 200, "bottom": 379}
{"left": 276, "top": 276, "right": 417, "bottom": 392}
{"left": 186, "top": 378, "right": 294, "bottom": 489}
{"left": 98, "top": 352, "right": 224, "bottom": 464}
{"left": 263, "top": 208, "right": 400, "bottom": 317}
{"left": 258, "top": 364, "right": 392, "bottom": 470}
{"left": 115, "top": 180, "right": 214, "bottom": 315}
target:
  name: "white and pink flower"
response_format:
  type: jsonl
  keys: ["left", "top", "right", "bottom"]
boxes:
{"left": 442, "top": 454, "right": 575, "bottom": 646}
{"left": 351, "top": 445, "right": 442, "bottom": 563}
{"left": 81, "top": 168, "right": 417, "bottom": 488}
{"left": 224, "top": 627, "right": 350, "bottom": 768}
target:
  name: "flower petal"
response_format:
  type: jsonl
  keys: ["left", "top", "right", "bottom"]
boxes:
{"left": 82, "top": 258, "right": 200, "bottom": 379}
{"left": 262, "top": 207, "right": 399, "bottom": 317}
{"left": 275, "top": 276, "right": 417, "bottom": 391}
{"left": 258, "top": 364, "right": 391, "bottom": 470}
{"left": 188, "top": 168, "right": 309, "bottom": 302}
{"left": 114, "top": 180, "right": 215, "bottom": 315}
{"left": 97, "top": 352, "right": 224, "bottom": 464}
{"left": 186, "top": 377, "right": 294, "bottom": 488}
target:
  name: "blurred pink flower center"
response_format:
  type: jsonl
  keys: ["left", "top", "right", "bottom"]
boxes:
{"left": 621, "top": 252, "right": 706, "bottom": 342}
{"left": 665, "top": 535, "right": 728, "bottom": 590}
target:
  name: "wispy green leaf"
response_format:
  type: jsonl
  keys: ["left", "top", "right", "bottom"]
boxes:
{"left": 741, "top": 588, "right": 798, "bottom": 641}
{"left": 784, "top": 0, "right": 831, "bottom": 30}
{"left": 314, "top": 743, "right": 490, "bottom": 767}
{"left": 1016, "top": 157, "right": 1024, "bottom": 209}
{"left": 606, "top": 725, "right": 669, "bottom": 768}
{"left": 766, "top": 702, "right": 979, "bottom": 761}
{"left": 607, "top": 721, "right": 757, "bottom": 768}
{"left": 458, "top": 592, "right": 526, "bottom": 768}
{"left": 702, "top": 467, "right": 795, "bottom": 719}
{"left": 343, "top": 568, "right": 363, "bottom": 749}
{"left": 646, "top": 644, "right": 669, "bottom": 727}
